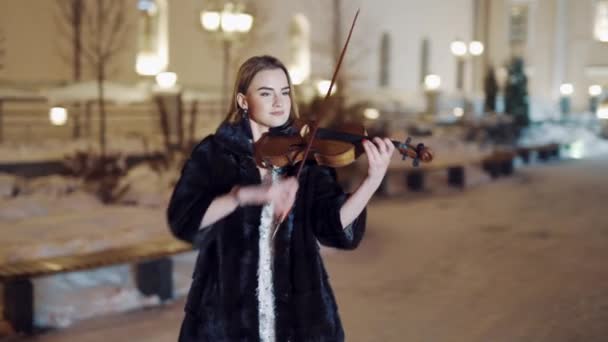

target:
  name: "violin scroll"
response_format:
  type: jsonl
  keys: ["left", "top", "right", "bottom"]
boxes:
{"left": 396, "top": 137, "right": 434, "bottom": 167}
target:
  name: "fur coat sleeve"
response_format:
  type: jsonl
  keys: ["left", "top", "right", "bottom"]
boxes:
{"left": 310, "top": 166, "right": 366, "bottom": 250}
{"left": 166, "top": 136, "right": 228, "bottom": 244}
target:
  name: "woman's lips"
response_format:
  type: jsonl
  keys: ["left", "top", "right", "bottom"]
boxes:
{"left": 270, "top": 111, "right": 284, "bottom": 116}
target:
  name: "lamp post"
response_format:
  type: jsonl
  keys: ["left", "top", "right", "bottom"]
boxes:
{"left": 450, "top": 40, "right": 484, "bottom": 92}
{"left": 201, "top": 2, "right": 253, "bottom": 115}
{"left": 424, "top": 74, "right": 441, "bottom": 115}
{"left": 589, "top": 84, "right": 602, "bottom": 113}
{"left": 559, "top": 83, "right": 573, "bottom": 117}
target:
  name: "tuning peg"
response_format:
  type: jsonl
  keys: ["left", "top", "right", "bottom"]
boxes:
{"left": 400, "top": 138, "right": 411, "bottom": 161}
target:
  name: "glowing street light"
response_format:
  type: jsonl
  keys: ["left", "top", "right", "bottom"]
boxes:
{"left": 49, "top": 107, "right": 68, "bottom": 126}
{"left": 560, "top": 83, "right": 574, "bottom": 96}
{"left": 424, "top": 74, "right": 441, "bottom": 91}
{"left": 469, "top": 41, "right": 484, "bottom": 56}
{"left": 453, "top": 107, "right": 464, "bottom": 117}
{"left": 559, "top": 83, "right": 574, "bottom": 115}
{"left": 156, "top": 71, "right": 178, "bottom": 89}
{"left": 315, "top": 80, "right": 337, "bottom": 96}
{"left": 589, "top": 84, "right": 603, "bottom": 113}
{"left": 450, "top": 40, "right": 467, "bottom": 57}
{"left": 363, "top": 108, "right": 380, "bottom": 120}
{"left": 201, "top": 2, "right": 253, "bottom": 114}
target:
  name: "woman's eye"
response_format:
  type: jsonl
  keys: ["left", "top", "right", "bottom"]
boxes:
{"left": 260, "top": 92, "right": 270, "bottom": 97}
{"left": 282, "top": 91, "right": 290, "bottom": 96}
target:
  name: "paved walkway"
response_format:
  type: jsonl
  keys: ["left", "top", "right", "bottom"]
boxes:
{"left": 9, "top": 157, "right": 608, "bottom": 342}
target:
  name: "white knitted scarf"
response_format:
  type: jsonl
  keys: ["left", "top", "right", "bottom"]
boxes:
{"left": 257, "top": 169, "right": 279, "bottom": 342}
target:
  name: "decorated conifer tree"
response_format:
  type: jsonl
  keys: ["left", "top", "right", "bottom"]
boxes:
{"left": 504, "top": 57, "right": 530, "bottom": 136}
{"left": 483, "top": 65, "right": 498, "bottom": 113}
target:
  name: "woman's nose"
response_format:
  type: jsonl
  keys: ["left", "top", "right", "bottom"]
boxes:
{"left": 273, "top": 94, "right": 282, "bottom": 107}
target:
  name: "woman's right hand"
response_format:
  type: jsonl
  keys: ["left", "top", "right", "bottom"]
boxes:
{"left": 233, "top": 177, "right": 299, "bottom": 217}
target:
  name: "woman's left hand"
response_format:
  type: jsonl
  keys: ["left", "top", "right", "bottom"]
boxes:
{"left": 362, "top": 137, "right": 395, "bottom": 187}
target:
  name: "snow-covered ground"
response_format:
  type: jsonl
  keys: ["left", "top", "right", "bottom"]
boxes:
{"left": 0, "top": 136, "right": 166, "bottom": 163}
{"left": 8, "top": 153, "right": 608, "bottom": 342}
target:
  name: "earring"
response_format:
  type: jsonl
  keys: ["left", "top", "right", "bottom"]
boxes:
{"left": 242, "top": 108, "right": 248, "bottom": 119}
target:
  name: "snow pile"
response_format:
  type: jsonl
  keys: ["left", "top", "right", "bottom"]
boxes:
{"left": 519, "top": 119, "right": 608, "bottom": 158}
{"left": 17, "top": 175, "right": 82, "bottom": 197}
{"left": 0, "top": 173, "right": 18, "bottom": 197}
{"left": 0, "top": 135, "right": 165, "bottom": 163}
{"left": 33, "top": 265, "right": 161, "bottom": 328}
{"left": 42, "top": 81, "right": 150, "bottom": 105}
{"left": 116, "top": 163, "right": 178, "bottom": 207}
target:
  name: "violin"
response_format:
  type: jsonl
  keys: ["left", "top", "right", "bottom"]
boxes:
{"left": 255, "top": 119, "right": 434, "bottom": 169}
{"left": 267, "top": 8, "right": 433, "bottom": 236}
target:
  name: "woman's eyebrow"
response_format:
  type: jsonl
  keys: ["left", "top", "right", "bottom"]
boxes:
{"left": 256, "top": 86, "right": 290, "bottom": 91}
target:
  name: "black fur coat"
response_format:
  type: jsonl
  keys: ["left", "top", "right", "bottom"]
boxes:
{"left": 167, "top": 118, "right": 366, "bottom": 341}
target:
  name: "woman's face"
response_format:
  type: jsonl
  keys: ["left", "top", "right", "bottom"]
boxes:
{"left": 238, "top": 68, "right": 291, "bottom": 129}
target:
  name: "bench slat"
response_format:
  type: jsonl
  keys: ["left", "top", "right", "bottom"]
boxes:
{"left": 0, "top": 239, "right": 192, "bottom": 280}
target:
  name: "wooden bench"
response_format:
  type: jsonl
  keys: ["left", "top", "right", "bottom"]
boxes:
{"left": 0, "top": 238, "right": 192, "bottom": 335}
{"left": 516, "top": 143, "right": 560, "bottom": 163}
{"left": 379, "top": 148, "right": 522, "bottom": 194}
{"left": 481, "top": 149, "right": 517, "bottom": 178}
{"left": 376, "top": 157, "right": 476, "bottom": 194}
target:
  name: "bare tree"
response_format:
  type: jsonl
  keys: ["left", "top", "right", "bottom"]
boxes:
{"left": 54, "top": 0, "right": 87, "bottom": 139}
{"left": 0, "top": 27, "right": 5, "bottom": 72}
{"left": 308, "top": 0, "right": 371, "bottom": 124}
{"left": 55, "top": 0, "right": 85, "bottom": 81}
{"left": 80, "top": 0, "right": 131, "bottom": 156}
{"left": 312, "top": 0, "right": 371, "bottom": 92}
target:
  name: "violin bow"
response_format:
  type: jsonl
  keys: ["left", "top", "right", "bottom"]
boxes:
{"left": 273, "top": 9, "right": 360, "bottom": 239}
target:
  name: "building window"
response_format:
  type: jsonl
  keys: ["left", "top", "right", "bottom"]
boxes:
{"left": 509, "top": 3, "right": 529, "bottom": 46}
{"left": 595, "top": 1, "right": 608, "bottom": 42}
{"left": 136, "top": 0, "right": 168, "bottom": 76}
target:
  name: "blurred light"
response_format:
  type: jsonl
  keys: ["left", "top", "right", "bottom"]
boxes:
{"left": 568, "top": 140, "right": 585, "bottom": 159}
{"left": 201, "top": 11, "right": 220, "bottom": 31}
{"left": 49, "top": 107, "right": 68, "bottom": 126}
{"left": 156, "top": 72, "right": 177, "bottom": 89}
{"left": 589, "top": 84, "right": 602, "bottom": 97}
{"left": 469, "top": 41, "right": 484, "bottom": 56}
{"left": 316, "top": 80, "right": 336, "bottom": 96}
{"left": 136, "top": 52, "right": 163, "bottom": 76}
{"left": 289, "top": 66, "right": 306, "bottom": 85}
{"left": 594, "top": 2, "right": 608, "bottom": 42}
{"left": 453, "top": 107, "right": 464, "bottom": 117}
{"left": 424, "top": 74, "right": 441, "bottom": 91}
{"left": 235, "top": 13, "right": 253, "bottom": 33}
{"left": 202, "top": 4, "right": 252, "bottom": 33}
{"left": 450, "top": 40, "right": 467, "bottom": 56}
{"left": 598, "top": 104, "right": 608, "bottom": 119}
{"left": 221, "top": 12, "right": 239, "bottom": 32}
{"left": 138, "top": 0, "right": 156, "bottom": 13}
{"left": 560, "top": 83, "right": 574, "bottom": 96}
{"left": 363, "top": 108, "right": 380, "bottom": 120}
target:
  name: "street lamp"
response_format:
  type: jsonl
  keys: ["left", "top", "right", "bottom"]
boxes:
{"left": 589, "top": 84, "right": 602, "bottom": 113}
{"left": 450, "top": 40, "right": 484, "bottom": 91}
{"left": 49, "top": 107, "right": 68, "bottom": 126}
{"left": 201, "top": 2, "right": 253, "bottom": 115}
{"left": 424, "top": 74, "right": 441, "bottom": 115}
{"left": 559, "top": 83, "right": 574, "bottom": 116}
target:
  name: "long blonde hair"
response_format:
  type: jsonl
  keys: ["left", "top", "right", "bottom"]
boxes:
{"left": 223, "top": 55, "right": 299, "bottom": 124}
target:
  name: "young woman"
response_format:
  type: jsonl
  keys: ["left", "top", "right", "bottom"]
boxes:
{"left": 167, "top": 55, "right": 394, "bottom": 341}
